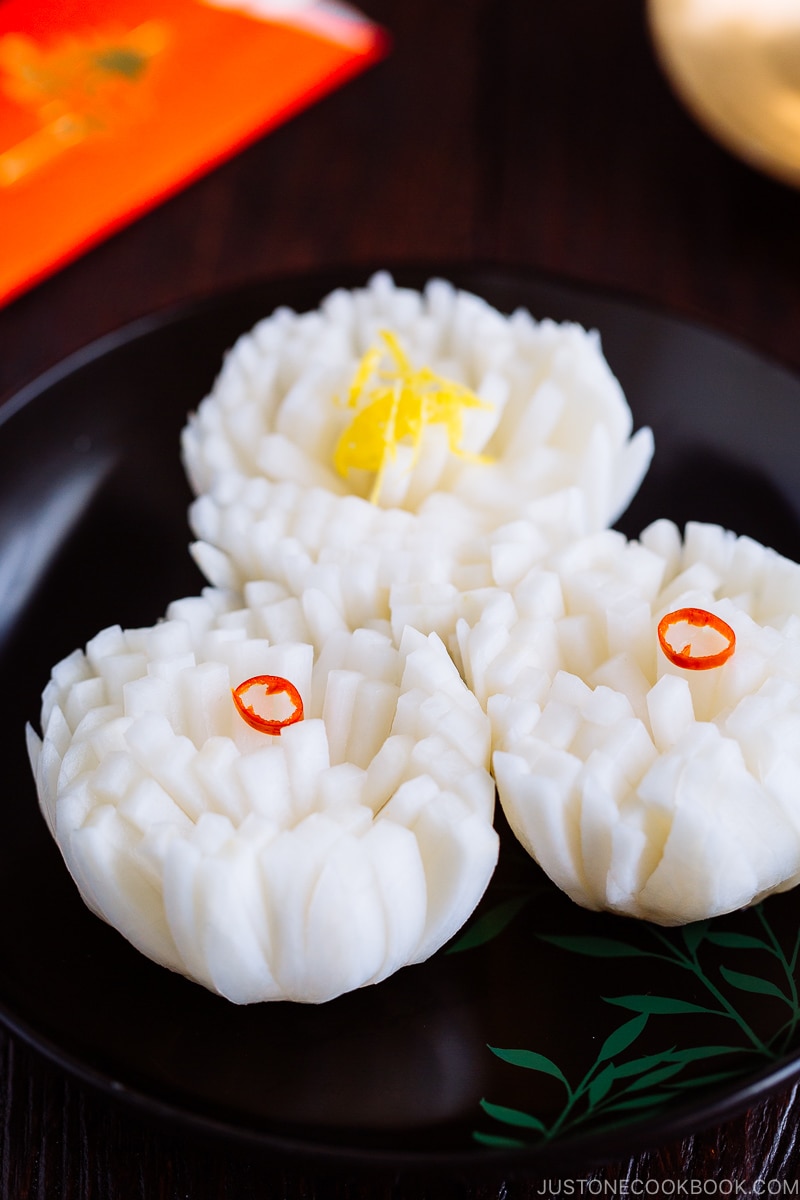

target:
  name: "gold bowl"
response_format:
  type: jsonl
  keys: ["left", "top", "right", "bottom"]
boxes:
{"left": 648, "top": 0, "right": 800, "bottom": 187}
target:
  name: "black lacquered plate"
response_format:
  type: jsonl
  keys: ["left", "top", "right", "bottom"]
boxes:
{"left": 3, "top": 266, "right": 800, "bottom": 1170}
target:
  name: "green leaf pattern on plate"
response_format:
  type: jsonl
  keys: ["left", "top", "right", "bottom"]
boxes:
{"left": 462, "top": 898, "right": 800, "bottom": 1144}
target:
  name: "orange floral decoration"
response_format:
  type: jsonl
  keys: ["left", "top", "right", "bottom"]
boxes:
{"left": 0, "top": 21, "right": 167, "bottom": 186}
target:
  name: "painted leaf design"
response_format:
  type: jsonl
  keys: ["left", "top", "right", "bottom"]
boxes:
{"left": 479, "top": 1099, "right": 547, "bottom": 1133}
{"left": 473, "top": 891, "right": 798, "bottom": 1146}
{"left": 601, "top": 1092, "right": 676, "bottom": 1114}
{"left": 539, "top": 934, "right": 641, "bottom": 958}
{"left": 597, "top": 1014, "right": 648, "bottom": 1064}
{"left": 447, "top": 896, "right": 528, "bottom": 953}
{"left": 681, "top": 921, "right": 709, "bottom": 953}
{"left": 588, "top": 1063, "right": 615, "bottom": 1106}
{"left": 668, "top": 1045, "right": 745, "bottom": 1063}
{"left": 791, "top": 929, "right": 800, "bottom": 972}
{"left": 612, "top": 1050, "right": 679, "bottom": 1079}
{"left": 718, "top": 967, "right": 788, "bottom": 1001}
{"left": 706, "top": 932, "right": 771, "bottom": 951}
{"left": 666, "top": 1068, "right": 749, "bottom": 1090}
{"left": 604, "top": 995, "right": 719, "bottom": 1016}
{"left": 624, "top": 1062, "right": 686, "bottom": 1092}
{"left": 488, "top": 1046, "right": 570, "bottom": 1088}
{"left": 473, "top": 1131, "right": 528, "bottom": 1149}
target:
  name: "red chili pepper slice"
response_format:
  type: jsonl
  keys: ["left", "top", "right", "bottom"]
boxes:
{"left": 232, "top": 675, "right": 304, "bottom": 735}
{"left": 657, "top": 607, "right": 736, "bottom": 671}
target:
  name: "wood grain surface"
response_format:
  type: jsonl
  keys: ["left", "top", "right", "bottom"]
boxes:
{"left": 3, "top": 0, "right": 800, "bottom": 1194}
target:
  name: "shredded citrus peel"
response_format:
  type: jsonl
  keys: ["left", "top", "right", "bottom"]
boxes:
{"left": 333, "top": 329, "right": 493, "bottom": 505}
{"left": 232, "top": 674, "right": 304, "bottom": 734}
{"left": 657, "top": 607, "right": 736, "bottom": 671}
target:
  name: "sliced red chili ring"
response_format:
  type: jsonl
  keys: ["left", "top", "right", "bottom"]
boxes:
{"left": 657, "top": 607, "right": 736, "bottom": 671}
{"left": 232, "top": 675, "right": 304, "bottom": 735}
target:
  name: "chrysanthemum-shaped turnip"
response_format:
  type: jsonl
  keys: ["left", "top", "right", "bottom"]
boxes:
{"left": 458, "top": 520, "right": 800, "bottom": 925}
{"left": 27, "top": 587, "right": 498, "bottom": 1003}
{"left": 182, "top": 273, "right": 653, "bottom": 624}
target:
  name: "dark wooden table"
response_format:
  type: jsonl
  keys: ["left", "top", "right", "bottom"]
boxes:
{"left": 3, "top": 0, "right": 800, "bottom": 1194}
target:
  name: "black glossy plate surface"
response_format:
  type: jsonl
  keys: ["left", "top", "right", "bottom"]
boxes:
{"left": 3, "top": 267, "right": 800, "bottom": 1170}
